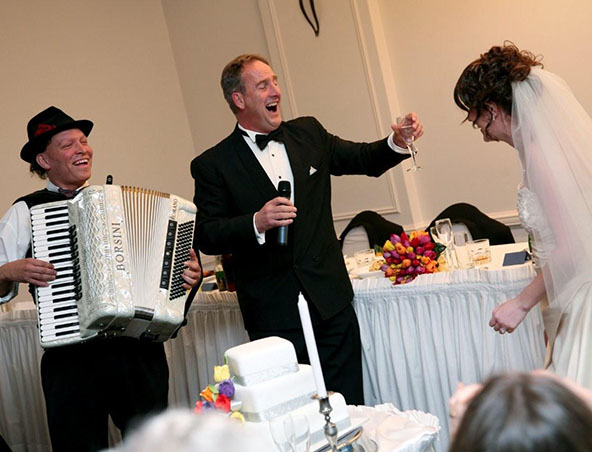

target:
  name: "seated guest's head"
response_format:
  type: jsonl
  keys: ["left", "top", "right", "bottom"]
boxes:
{"left": 108, "top": 409, "right": 258, "bottom": 452}
{"left": 450, "top": 372, "right": 592, "bottom": 452}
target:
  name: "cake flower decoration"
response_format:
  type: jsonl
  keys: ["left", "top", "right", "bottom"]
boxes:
{"left": 194, "top": 364, "right": 244, "bottom": 422}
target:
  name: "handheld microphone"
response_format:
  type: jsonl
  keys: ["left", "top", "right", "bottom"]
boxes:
{"left": 277, "top": 181, "right": 291, "bottom": 246}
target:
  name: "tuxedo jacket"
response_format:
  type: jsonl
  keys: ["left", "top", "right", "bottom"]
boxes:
{"left": 191, "top": 116, "right": 408, "bottom": 331}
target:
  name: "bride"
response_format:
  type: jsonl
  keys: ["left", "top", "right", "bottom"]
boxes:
{"left": 453, "top": 43, "right": 592, "bottom": 389}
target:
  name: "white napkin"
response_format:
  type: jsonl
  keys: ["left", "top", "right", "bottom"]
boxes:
{"left": 349, "top": 404, "right": 440, "bottom": 452}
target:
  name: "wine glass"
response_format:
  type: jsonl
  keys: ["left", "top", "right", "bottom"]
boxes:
{"left": 269, "top": 415, "right": 296, "bottom": 452}
{"left": 396, "top": 116, "right": 421, "bottom": 172}
{"left": 435, "top": 218, "right": 456, "bottom": 268}
{"left": 291, "top": 414, "right": 311, "bottom": 452}
{"left": 429, "top": 226, "right": 443, "bottom": 245}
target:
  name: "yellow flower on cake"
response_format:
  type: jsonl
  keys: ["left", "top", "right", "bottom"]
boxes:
{"left": 230, "top": 411, "right": 245, "bottom": 423}
{"left": 213, "top": 364, "right": 230, "bottom": 383}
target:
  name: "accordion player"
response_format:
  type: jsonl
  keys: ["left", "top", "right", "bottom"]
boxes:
{"left": 30, "top": 184, "right": 197, "bottom": 348}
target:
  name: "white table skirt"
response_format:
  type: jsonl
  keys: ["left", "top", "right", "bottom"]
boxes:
{"left": 0, "top": 263, "right": 544, "bottom": 452}
{"left": 352, "top": 264, "right": 545, "bottom": 451}
{"left": 0, "top": 292, "right": 249, "bottom": 452}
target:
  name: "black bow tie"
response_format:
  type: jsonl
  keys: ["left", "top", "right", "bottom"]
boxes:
{"left": 58, "top": 187, "right": 81, "bottom": 198}
{"left": 254, "top": 127, "right": 285, "bottom": 150}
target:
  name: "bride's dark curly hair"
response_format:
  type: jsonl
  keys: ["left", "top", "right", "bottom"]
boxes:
{"left": 454, "top": 42, "right": 543, "bottom": 125}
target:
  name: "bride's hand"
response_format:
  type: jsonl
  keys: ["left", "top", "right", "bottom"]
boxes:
{"left": 489, "top": 297, "right": 530, "bottom": 334}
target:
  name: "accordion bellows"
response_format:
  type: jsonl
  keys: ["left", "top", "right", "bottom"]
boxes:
{"left": 31, "top": 185, "right": 196, "bottom": 347}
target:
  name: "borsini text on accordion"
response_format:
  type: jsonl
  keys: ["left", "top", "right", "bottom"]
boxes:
{"left": 30, "top": 184, "right": 197, "bottom": 348}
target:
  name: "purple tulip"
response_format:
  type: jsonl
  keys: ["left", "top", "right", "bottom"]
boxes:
{"left": 419, "top": 235, "right": 431, "bottom": 245}
{"left": 218, "top": 380, "right": 235, "bottom": 398}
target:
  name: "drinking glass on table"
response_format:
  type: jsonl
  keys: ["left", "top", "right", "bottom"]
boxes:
{"left": 354, "top": 249, "right": 375, "bottom": 268}
{"left": 467, "top": 238, "right": 491, "bottom": 267}
{"left": 453, "top": 230, "right": 473, "bottom": 269}
{"left": 269, "top": 414, "right": 310, "bottom": 452}
{"left": 396, "top": 116, "right": 421, "bottom": 171}
{"left": 269, "top": 415, "right": 296, "bottom": 452}
{"left": 435, "top": 218, "right": 457, "bottom": 268}
{"left": 291, "top": 415, "right": 311, "bottom": 452}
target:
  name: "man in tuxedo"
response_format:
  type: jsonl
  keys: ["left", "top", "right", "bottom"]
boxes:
{"left": 191, "top": 54, "right": 423, "bottom": 405}
{"left": 0, "top": 106, "right": 202, "bottom": 452}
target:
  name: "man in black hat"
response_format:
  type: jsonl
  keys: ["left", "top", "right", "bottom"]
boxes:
{"left": 0, "top": 106, "right": 202, "bottom": 452}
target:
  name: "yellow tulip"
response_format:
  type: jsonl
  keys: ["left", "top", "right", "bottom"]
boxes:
{"left": 213, "top": 365, "right": 230, "bottom": 383}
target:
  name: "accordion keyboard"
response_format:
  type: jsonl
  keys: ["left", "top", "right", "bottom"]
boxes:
{"left": 31, "top": 202, "right": 82, "bottom": 344}
{"left": 30, "top": 184, "right": 197, "bottom": 348}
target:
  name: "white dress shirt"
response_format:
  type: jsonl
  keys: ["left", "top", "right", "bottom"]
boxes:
{"left": 238, "top": 124, "right": 408, "bottom": 245}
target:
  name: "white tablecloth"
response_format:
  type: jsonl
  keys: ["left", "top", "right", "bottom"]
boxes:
{"left": 0, "top": 253, "right": 544, "bottom": 452}
{"left": 350, "top": 404, "right": 439, "bottom": 452}
{"left": 352, "top": 263, "right": 545, "bottom": 451}
{"left": 0, "top": 292, "right": 248, "bottom": 452}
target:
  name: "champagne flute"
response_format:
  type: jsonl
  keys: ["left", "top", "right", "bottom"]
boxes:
{"left": 396, "top": 116, "right": 422, "bottom": 172}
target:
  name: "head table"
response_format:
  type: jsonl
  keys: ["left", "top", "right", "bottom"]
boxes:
{"left": 0, "top": 244, "right": 543, "bottom": 452}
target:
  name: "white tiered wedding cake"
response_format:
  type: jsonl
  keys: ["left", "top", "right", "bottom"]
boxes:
{"left": 225, "top": 336, "right": 352, "bottom": 446}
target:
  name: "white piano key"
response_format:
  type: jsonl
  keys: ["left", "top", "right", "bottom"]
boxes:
{"left": 32, "top": 229, "right": 70, "bottom": 241}
{"left": 40, "top": 317, "right": 80, "bottom": 331}
{"left": 38, "top": 294, "right": 77, "bottom": 305}
{"left": 39, "top": 300, "right": 77, "bottom": 313}
{"left": 39, "top": 308, "right": 78, "bottom": 320}
{"left": 40, "top": 330, "right": 81, "bottom": 343}
{"left": 33, "top": 239, "right": 73, "bottom": 252}
{"left": 37, "top": 284, "right": 76, "bottom": 296}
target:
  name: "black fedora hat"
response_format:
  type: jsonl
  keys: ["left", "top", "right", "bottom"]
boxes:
{"left": 20, "top": 106, "right": 93, "bottom": 163}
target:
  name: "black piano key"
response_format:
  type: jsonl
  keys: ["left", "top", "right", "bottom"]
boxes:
{"left": 49, "top": 257, "right": 72, "bottom": 265}
{"left": 48, "top": 281, "right": 74, "bottom": 290}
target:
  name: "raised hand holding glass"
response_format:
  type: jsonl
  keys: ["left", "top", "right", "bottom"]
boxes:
{"left": 396, "top": 116, "right": 421, "bottom": 172}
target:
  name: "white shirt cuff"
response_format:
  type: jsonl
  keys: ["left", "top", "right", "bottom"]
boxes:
{"left": 253, "top": 213, "right": 266, "bottom": 245}
{"left": 388, "top": 132, "right": 410, "bottom": 154}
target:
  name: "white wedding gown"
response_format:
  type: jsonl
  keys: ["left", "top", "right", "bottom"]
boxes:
{"left": 518, "top": 186, "right": 592, "bottom": 389}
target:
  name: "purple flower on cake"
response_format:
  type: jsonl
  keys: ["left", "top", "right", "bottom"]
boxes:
{"left": 194, "top": 364, "right": 244, "bottom": 422}
{"left": 218, "top": 379, "right": 235, "bottom": 398}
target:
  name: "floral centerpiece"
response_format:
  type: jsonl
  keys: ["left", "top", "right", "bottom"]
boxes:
{"left": 380, "top": 230, "right": 442, "bottom": 285}
{"left": 194, "top": 364, "right": 244, "bottom": 422}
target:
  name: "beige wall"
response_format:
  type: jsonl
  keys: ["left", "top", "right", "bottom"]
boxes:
{"left": 3, "top": 0, "right": 592, "bottom": 282}
{"left": 0, "top": 0, "right": 195, "bottom": 301}
{"left": 377, "top": 0, "right": 592, "bottom": 226}
{"left": 0, "top": 0, "right": 195, "bottom": 206}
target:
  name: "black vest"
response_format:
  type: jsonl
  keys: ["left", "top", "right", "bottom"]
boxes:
{"left": 14, "top": 189, "right": 70, "bottom": 299}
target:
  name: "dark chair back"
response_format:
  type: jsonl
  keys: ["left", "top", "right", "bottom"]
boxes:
{"left": 427, "top": 203, "right": 515, "bottom": 245}
{"left": 339, "top": 211, "right": 404, "bottom": 250}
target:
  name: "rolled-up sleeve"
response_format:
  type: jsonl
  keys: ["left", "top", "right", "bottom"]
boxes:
{"left": 0, "top": 201, "right": 32, "bottom": 303}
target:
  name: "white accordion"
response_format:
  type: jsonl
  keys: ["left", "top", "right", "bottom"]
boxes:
{"left": 30, "top": 184, "right": 197, "bottom": 348}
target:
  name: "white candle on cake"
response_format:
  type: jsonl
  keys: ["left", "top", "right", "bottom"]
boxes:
{"left": 297, "top": 293, "right": 328, "bottom": 398}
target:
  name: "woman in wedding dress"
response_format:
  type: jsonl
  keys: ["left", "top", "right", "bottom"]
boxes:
{"left": 453, "top": 43, "right": 592, "bottom": 389}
